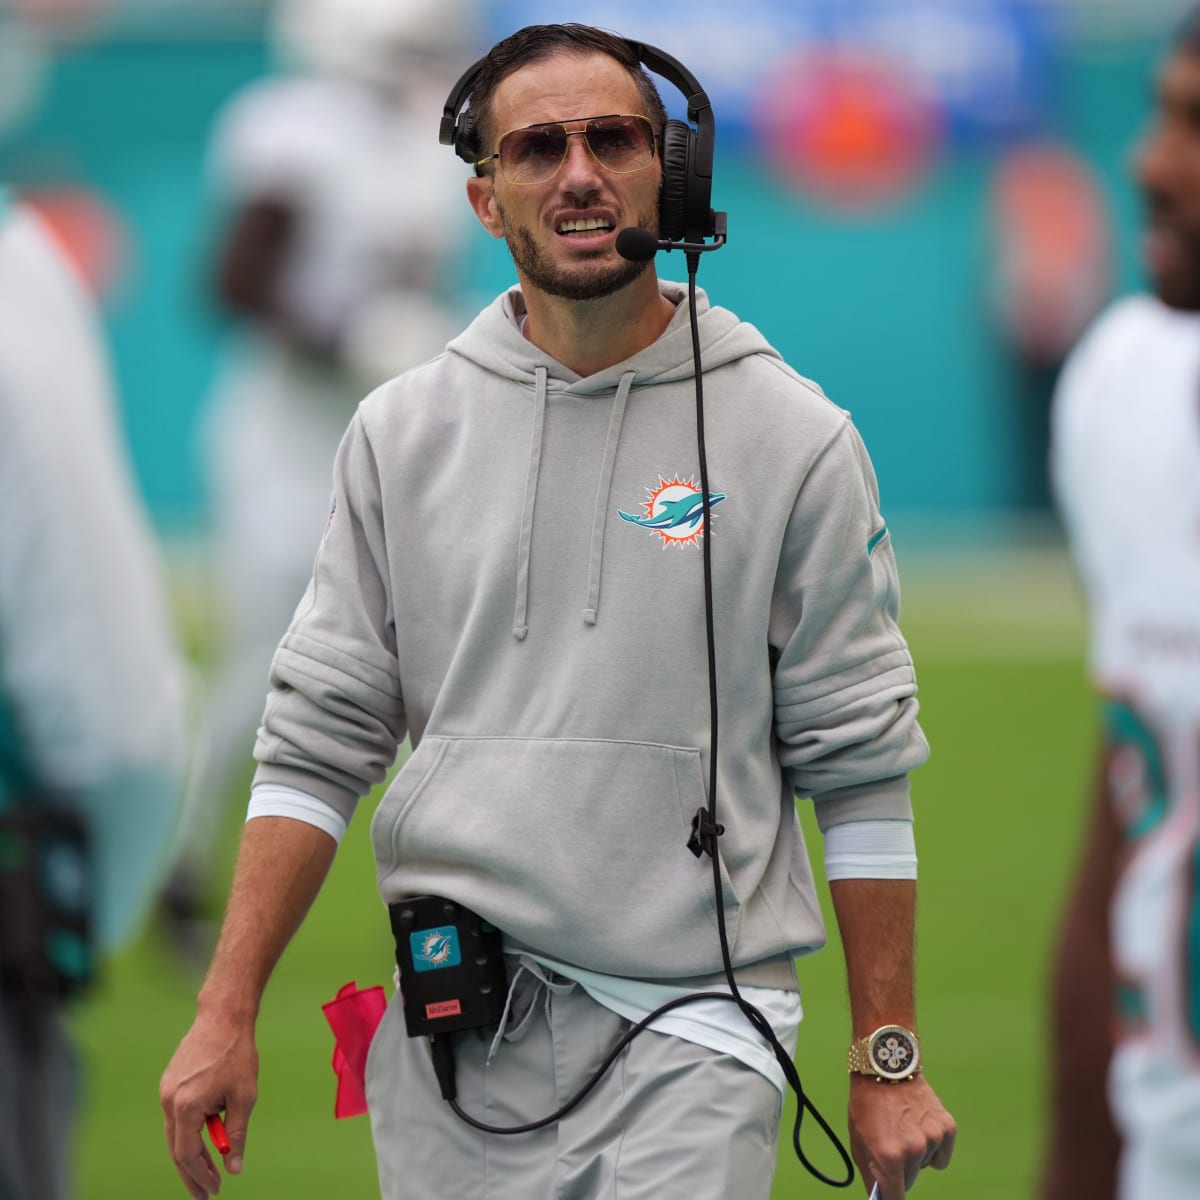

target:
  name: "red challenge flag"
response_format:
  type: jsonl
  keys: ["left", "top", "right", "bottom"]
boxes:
{"left": 321, "top": 981, "right": 388, "bottom": 1118}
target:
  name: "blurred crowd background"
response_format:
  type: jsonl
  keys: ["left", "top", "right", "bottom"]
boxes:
{"left": 1, "top": 1, "right": 1191, "bottom": 1196}
{"left": 1, "top": 0, "right": 1192, "bottom": 537}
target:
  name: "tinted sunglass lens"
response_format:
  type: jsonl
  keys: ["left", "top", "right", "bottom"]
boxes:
{"left": 586, "top": 118, "right": 654, "bottom": 171}
{"left": 503, "top": 126, "right": 568, "bottom": 183}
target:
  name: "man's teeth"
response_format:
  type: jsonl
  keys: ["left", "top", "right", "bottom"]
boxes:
{"left": 559, "top": 218, "right": 611, "bottom": 234}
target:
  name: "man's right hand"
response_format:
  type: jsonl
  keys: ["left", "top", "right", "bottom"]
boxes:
{"left": 157, "top": 818, "right": 339, "bottom": 1194}
{"left": 160, "top": 1014, "right": 259, "bottom": 1198}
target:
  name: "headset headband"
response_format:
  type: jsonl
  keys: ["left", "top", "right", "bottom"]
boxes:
{"left": 438, "top": 37, "right": 713, "bottom": 175}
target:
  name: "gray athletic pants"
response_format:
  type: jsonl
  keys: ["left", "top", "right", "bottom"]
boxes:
{"left": 0, "top": 993, "right": 74, "bottom": 1200}
{"left": 365, "top": 961, "right": 783, "bottom": 1199}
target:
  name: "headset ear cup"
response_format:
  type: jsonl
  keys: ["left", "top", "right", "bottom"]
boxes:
{"left": 658, "top": 119, "right": 692, "bottom": 241}
{"left": 454, "top": 110, "right": 479, "bottom": 164}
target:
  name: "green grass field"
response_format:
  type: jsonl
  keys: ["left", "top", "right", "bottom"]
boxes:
{"left": 68, "top": 538, "right": 1098, "bottom": 1198}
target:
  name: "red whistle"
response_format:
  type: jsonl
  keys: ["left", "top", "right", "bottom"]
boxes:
{"left": 205, "top": 1113, "right": 231, "bottom": 1156}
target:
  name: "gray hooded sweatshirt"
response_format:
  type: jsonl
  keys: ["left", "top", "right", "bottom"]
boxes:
{"left": 253, "top": 281, "right": 928, "bottom": 983}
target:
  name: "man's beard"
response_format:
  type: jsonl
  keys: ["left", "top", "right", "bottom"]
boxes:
{"left": 1155, "top": 248, "right": 1200, "bottom": 311}
{"left": 496, "top": 198, "right": 658, "bottom": 301}
{"left": 1145, "top": 196, "right": 1200, "bottom": 311}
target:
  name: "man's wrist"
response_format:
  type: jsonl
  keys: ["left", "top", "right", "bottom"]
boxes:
{"left": 196, "top": 974, "right": 262, "bottom": 1027}
{"left": 848, "top": 1024, "right": 923, "bottom": 1082}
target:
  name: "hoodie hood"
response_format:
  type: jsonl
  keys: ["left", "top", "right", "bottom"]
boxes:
{"left": 445, "top": 280, "right": 783, "bottom": 391}
{"left": 442, "top": 280, "right": 786, "bottom": 638}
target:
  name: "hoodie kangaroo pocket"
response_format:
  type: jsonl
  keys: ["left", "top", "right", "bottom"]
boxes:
{"left": 370, "top": 735, "right": 742, "bottom": 979}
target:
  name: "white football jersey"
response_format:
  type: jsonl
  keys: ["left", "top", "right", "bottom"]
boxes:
{"left": 209, "top": 72, "right": 468, "bottom": 344}
{"left": 176, "top": 70, "right": 472, "bottom": 883}
{"left": 1050, "top": 293, "right": 1200, "bottom": 1199}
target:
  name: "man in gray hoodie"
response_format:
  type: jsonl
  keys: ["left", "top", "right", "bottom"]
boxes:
{"left": 161, "top": 23, "right": 955, "bottom": 1200}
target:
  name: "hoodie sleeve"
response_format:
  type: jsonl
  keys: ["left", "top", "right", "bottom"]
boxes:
{"left": 770, "top": 418, "right": 928, "bottom": 830}
{"left": 252, "top": 411, "right": 407, "bottom": 820}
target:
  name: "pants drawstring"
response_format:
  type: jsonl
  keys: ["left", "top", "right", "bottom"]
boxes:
{"left": 487, "top": 956, "right": 575, "bottom": 1063}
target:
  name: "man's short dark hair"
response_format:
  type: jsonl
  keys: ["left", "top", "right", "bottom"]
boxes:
{"left": 466, "top": 24, "right": 669, "bottom": 174}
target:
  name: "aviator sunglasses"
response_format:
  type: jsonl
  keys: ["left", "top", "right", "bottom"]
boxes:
{"left": 476, "top": 114, "right": 658, "bottom": 185}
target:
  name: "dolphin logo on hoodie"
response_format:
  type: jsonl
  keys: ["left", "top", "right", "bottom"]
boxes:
{"left": 619, "top": 491, "right": 727, "bottom": 531}
{"left": 618, "top": 476, "right": 726, "bottom": 548}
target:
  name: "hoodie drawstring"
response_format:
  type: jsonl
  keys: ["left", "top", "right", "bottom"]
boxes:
{"left": 583, "top": 370, "right": 635, "bottom": 626}
{"left": 513, "top": 367, "right": 634, "bottom": 638}
{"left": 512, "top": 366, "right": 548, "bottom": 640}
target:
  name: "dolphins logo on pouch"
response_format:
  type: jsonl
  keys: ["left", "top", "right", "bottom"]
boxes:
{"left": 410, "top": 926, "right": 461, "bottom": 971}
{"left": 421, "top": 932, "right": 454, "bottom": 966}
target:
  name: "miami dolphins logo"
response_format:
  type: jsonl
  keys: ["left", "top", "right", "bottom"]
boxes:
{"left": 420, "top": 932, "right": 454, "bottom": 966}
{"left": 618, "top": 474, "right": 726, "bottom": 549}
{"left": 410, "top": 926, "right": 461, "bottom": 971}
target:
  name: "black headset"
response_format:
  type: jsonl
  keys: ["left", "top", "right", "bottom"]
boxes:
{"left": 438, "top": 38, "right": 718, "bottom": 244}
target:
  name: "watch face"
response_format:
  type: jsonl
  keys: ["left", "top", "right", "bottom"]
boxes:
{"left": 869, "top": 1026, "right": 919, "bottom": 1079}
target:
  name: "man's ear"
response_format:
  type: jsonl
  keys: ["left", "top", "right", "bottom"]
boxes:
{"left": 466, "top": 175, "right": 505, "bottom": 240}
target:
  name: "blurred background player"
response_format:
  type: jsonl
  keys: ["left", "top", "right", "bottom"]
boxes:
{"left": 0, "top": 189, "right": 186, "bottom": 1200}
{"left": 160, "top": 0, "right": 480, "bottom": 951}
{"left": 1040, "top": 7, "right": 1200, "bottom": 1198}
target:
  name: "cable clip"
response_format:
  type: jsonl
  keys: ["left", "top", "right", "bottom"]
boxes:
{"left": 687, "top": 807, "right": 725, "bottom": 858}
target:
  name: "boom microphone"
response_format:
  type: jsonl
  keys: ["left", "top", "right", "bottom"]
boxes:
{"left": 615, "top": 227, "right": 666, "bottom": 261}
{"left": 615, "top": 220, "right": 727, "bottom": 263}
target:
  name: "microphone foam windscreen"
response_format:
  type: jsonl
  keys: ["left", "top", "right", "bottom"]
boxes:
{"left": 615, "top": 227, "right": 660, "bottom": 262}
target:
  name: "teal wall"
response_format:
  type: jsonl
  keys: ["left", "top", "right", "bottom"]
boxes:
{"left": 464, "top": 39, "right": 1152, "bottom": 515}
{"left": 0, "top": 31, "right": 1159, "bottom": 533}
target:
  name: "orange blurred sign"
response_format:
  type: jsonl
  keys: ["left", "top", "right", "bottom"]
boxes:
{"left": 752, "top": 50, "right": 944, "bottom": 214}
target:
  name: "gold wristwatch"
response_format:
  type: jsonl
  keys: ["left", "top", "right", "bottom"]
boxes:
{"left": 847, "top": 1025, "right": 922, "bottom": 1083}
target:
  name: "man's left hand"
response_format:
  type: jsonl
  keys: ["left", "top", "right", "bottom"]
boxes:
{"left": 848, "top": 1074, "right": 956, "bottom": 1198}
